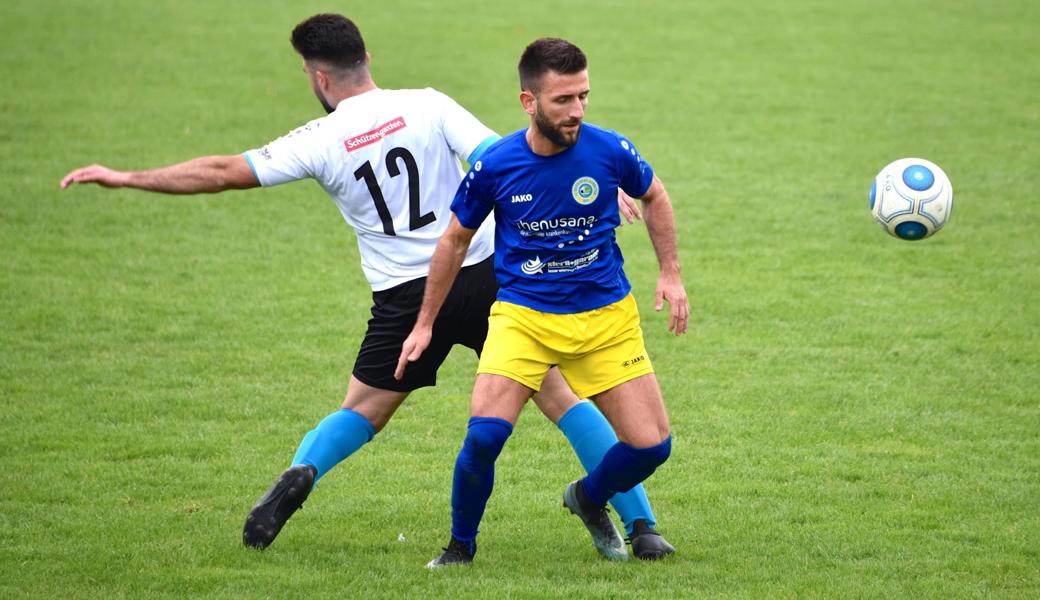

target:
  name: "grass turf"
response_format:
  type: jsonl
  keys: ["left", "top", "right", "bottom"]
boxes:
{"left": 1, "top": 0, "right": 1038, "bottom": 597}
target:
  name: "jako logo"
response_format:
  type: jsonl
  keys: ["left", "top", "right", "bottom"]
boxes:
{"left": 521, "top": 256, "right": 545, "bottom": 275}
{"left": 511, "top": 194, "right": 533, "bottom": 203}
{"left": 621, "top": 355, "right": 646, "bottom": 367}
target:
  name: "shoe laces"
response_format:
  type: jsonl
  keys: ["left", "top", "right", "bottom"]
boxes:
{"left": 590, "top": 506, "right": 617, "bottom": 532}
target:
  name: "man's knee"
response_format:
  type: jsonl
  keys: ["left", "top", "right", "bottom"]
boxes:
{"left": 631, "top": 435, "right": 671, "bottom": 472}
{"left": 460, "top": 417, "right": 514, "bottom": 466}
{"left": 531, "top": 389, "right": 580, "bottom": 424}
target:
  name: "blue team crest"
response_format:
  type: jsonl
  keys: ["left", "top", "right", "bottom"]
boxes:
{"left": 571, "top": 176, "right": 599, "bottom": 205}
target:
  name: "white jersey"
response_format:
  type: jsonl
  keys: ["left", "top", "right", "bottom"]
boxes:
{"left": 243, "top": 88, "right": 498, "bottom": 291}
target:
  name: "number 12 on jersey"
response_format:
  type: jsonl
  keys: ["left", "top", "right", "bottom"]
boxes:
{"left": 353, "top": 147, "right": 435, "bottom": 236}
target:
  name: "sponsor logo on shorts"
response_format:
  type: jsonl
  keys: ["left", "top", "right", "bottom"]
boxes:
{"left": 344, "top": 117, "right": 407, "bottom": 152}
{"left": 571, "top": 176, "right": 599, "bottom": 205}
{"left": 621, "top": 355, "right": 646, "bottom": 368}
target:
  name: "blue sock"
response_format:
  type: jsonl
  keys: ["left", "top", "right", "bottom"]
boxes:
{"left": 291, "top": 408, "right": 376, "bottom": 483}
{"left": 557, "top": 401, "right": 657, "bottom": 534}
{"left": 582, "top": 436, "right": 672, "bottom": 507}
{"left": 450, "top": 417, "right": 513, "bottom": 552}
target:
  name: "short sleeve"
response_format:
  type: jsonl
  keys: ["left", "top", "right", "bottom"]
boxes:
{"left": 614, "top": 132, "right": 655, "bottom": 198}
{"left": 242, "top": 120, "right": 323, "bottom": 187}
{"left": 450, "top": 157, "right": 496, "bottom": 230}
{"left": 431, "top": 90, "right": 500, "bottom": 164}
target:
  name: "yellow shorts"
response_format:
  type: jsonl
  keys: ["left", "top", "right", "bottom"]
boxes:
{"left": 477, "top": 293, "right": 655, "bottom": 399}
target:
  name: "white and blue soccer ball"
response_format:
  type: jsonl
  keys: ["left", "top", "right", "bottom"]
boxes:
{"left": 870, "top": 158, "right": 953, "bottom": 240}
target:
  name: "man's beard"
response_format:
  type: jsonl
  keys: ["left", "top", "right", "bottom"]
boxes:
{"left": 534, "top": 105, "right": 581, "bottom": 148}
{"left": 314, "top": 88, "right": 336, "bottom": 114}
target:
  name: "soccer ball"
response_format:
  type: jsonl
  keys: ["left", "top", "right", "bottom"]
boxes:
{"left": 869, "top": 158, "right": 953, "bottom": 240}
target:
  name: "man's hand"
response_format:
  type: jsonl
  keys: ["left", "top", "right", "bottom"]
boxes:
{"left": 60, "top": 165, "right": 129, "bottom": 189}
{"left": 618, "top": 189, "right": 642, "bottom": 225}
{"left": 655, "top": 272, "right": 690, "bottom": 336}
{"left": 394, "top": 326, "right": 433, "bottom": 380}
{"left": 393, "top": 216, "right": 475, "bottom": 379}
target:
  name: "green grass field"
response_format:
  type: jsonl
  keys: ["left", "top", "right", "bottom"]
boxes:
{"left": 2, "top": 0, "right": 1038, "bottom": 597}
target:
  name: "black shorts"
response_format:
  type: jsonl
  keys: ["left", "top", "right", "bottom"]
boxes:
{"left": 352, "top": 255, "right": 498, "bottom": 392}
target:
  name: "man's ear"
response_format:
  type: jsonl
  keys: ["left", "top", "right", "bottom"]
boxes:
{"left": 316, "top": 68, "right": 331, "bottom": 91}
{"left": 520, "top": 90, "right": 537, "bottom": 116}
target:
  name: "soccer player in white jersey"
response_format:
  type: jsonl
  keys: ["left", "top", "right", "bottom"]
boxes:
{"left": 60, "top": 14, "right": 674, "bottom": 560}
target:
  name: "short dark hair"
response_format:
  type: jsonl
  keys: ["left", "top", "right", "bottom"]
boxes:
{"left": 291, "top": 13, "right": 366, "bottom": 71}
{"left": 518, "top": 38, "right": 587, "bottom": 92}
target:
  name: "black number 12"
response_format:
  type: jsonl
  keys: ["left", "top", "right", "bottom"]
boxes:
{"left": 353, "top": 147, "right": 435, "bottom": 236}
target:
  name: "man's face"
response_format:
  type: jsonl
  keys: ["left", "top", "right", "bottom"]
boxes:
{"left": 529, "top": 69, "right": 590, "bottom": 148}
{"left": 303, "top": 62, "right": 336, "bottom": 114}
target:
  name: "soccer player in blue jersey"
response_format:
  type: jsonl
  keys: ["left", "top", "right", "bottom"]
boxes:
{"left": 397, "top": 37, "right": 689, "bottom": 566}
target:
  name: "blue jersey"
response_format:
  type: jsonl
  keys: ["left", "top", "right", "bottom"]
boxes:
{"left": 451, "top": 123, "right": 654, "bottom": 313}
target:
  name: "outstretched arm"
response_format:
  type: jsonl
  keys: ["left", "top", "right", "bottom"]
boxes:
{"left": 60, "top": 154, "right": 259, "bottom": 194}
{"left": 394, "top": 216, "right": 477, "bottom": 379}
{"left": 639, "top": 175, "right": 690, "bottom": 336}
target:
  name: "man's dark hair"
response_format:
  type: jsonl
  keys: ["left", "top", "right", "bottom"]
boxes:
{"left": 518, "top": 38, "right": 587, "bottom": 92}
{"left": 291, "top": 13, "right": 366, "bottom": 72}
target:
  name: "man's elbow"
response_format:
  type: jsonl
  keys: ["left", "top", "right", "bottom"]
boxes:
{"left": 212, "top": 156, "right": 258, "bottom": 191}
{"left": 446, "top": 231, "right": 474, "bottom": 257}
